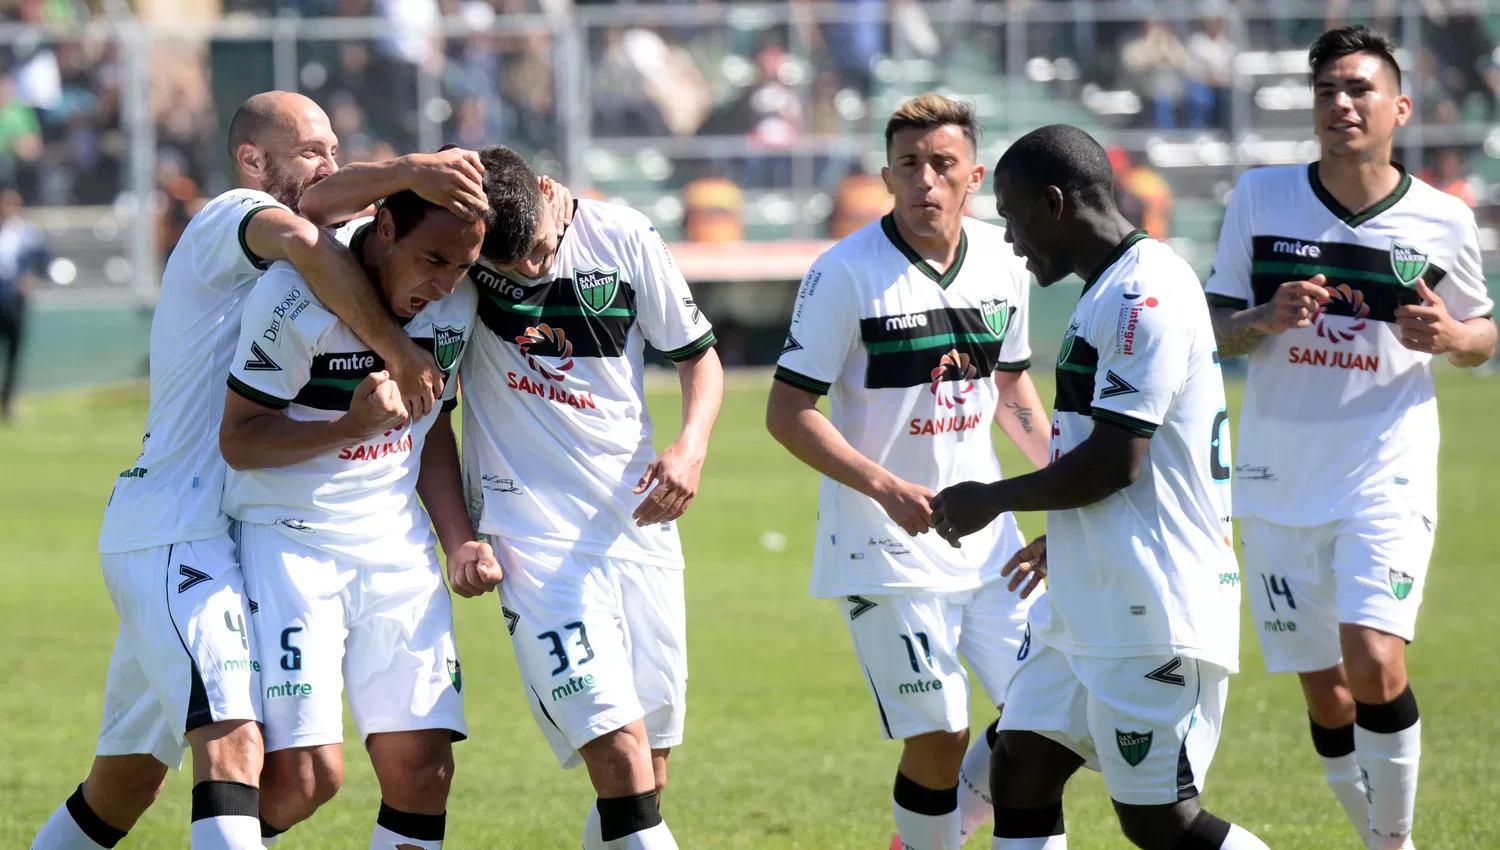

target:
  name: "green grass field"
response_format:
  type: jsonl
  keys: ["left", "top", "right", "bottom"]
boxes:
{"left": 3, "top": 372, "right": 1500, "bottom": 848}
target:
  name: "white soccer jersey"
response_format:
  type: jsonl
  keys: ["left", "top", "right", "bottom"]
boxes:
{"left": 98, "top": 189, "right": 290, "bottom": 553}
{"left": 774, "top": 214, "right": 1034, "bottom": 598}
{"left": 461, "top": 200, "right": 715, "bottom": 569}
{"left": 221, "top": 221, "right": 478, "bottom": 566}
{"left": 1040, "top": 233, "right": 1240, "bottom": 672}
{"left": 1206, "top": 164, "right": 1494, "bottom": 527}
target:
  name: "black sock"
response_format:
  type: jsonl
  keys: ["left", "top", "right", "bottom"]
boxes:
{"left": 893, "top": 771, "right": 958, "bottom": 816}
{"left": 376, "top": 802, "right": 446, "bottom": 842}
{"left": 64, "top": 784, "right": 127, "bottom": 849}
{"left": 1173, "top": 809, "right": 1232, "bottom": 850}
{"left": 1355, "top": 684, "right": 1421, "bottom": 734}
{"left": 596, "top": 791, "right": 662, "bottom": 842}
{"left": 993, "top": 802, "right": 1065, "bottom": 839}
{"left": 260, "top": 815, "right": 287, "bottom": 840}
{"left": 1308, "top": 716, "right": 1357, "bottom": 758}
{"left": 985, "top": 719, "right": 1000, "bottom": 751}
{"left": 190, "top": 781, "right": 260, "bottom": 823}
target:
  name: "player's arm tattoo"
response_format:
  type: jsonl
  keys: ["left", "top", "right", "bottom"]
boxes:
{"left": 1005, "top": 401, "right": 1035, "bottom": 434}
{"left": 1210, "top": 304, "right": 1270, "bottom": 358}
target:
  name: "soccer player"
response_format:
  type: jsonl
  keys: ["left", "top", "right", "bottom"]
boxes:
{"left": 1205, "top": 26, "right": 1496, "bottom": 849}
{"left": 765, "top": 94, "right": 1050, "bottom": 850}
{"left": 931, "top": 124, "right": 1270, "bottom": 850}
{"left": 453, "top": 147, "right": 722, "bottom": 850}
{"left": 219, "top": 189, "right": 494, "bottom": 850}
{"left": 29, "top": 92, "right": 464, "bottom": 850}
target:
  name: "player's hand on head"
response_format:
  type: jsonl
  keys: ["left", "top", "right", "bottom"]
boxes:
{"left": 543, "top": 178, "right": 575, "bottom": 227}
{"left": 408, "top": 149, "right": 488, "bottom": 221}
{"left": 874, "top": 477, "right": 936, "bottom": 538}
{"left": 929, "top": 481, "right": 1001, "bottom": 548}
{"left": 448, "top": 540, "right": 503, "bottom": 598}
{"left": 387, "top": 344, "right": 442, "bottom": 419}
{"left": 1263, "top": 274, "right": 1330, "bottom": 334}
{"left": 1394, "top": 278, "right": 1461, "bottom": 354}
{"left": 347, "top": 370, "right": 410, "bottom": 437}
{"left": 1002, "top": 534, "right": 1048, "bottom": 598}
{"left": 632, "top": 442, "right": 704, "bottom": 527}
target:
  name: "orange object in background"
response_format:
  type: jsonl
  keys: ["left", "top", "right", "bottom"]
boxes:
{"left": 828, "top": 172, "right": 893, "bottom": 239}
{"left": 683, "top": 177, "right": 745, "bottom": 243}
{"left": 1107, "top": 146, "right": 1174, "bottom": 241}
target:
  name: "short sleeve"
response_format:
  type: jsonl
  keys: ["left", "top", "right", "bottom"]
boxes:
{"left": 1089, "top": 287, "right": 1188, "bottom": 437}
{"left": 1437, "top": 206, "right": 1495, "bottom": 322}
{"left": 226, "top": 269, "right": 327, "bottom": 409}
{"left": 1203, "top": 173, "right": 1255, "bottom": 310}
{"left": 995, "top": 261, "right": 1033, "bottom": 371}
{"left": 192, "top": 190, "right": 292, "bottom": 291}
{"left": 773, "top": 259, "right": 858, "bottom": 395}
{"left": 630, "top": 221, "right": 717, "bottom": 362}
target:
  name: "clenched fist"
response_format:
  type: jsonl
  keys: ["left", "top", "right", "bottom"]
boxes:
{"left": 344, "top": 370, "right": 409, "bottom": 439}
{"left": 448, "top": 540, "right": 503, "bottom": 598}
{"left": 1256, "top": 274, "right": 1331, "bottom": 334}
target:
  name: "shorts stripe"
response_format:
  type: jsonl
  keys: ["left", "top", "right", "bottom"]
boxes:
{"left": 864, "top": 666, "right": 893, "bottom": 738}
{"left": 531, "top": 686, "right": 564, "bottom": 733}
{"left": 1176, "top": 660, "right": 1202, "bottom": 801}
{"left": 162, "top": 543, "right": 213, "bottom": 732}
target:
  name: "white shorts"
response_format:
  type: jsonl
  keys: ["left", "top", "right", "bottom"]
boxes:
{"left": 495, "top": 540, "right": 687, "bottom": 770}
{"left": 97, "top": 534, "right": 261, "bottom": 769}
{"left": 1241, "top": 512, "right": 1433, "bottom": 674}
{"left": 843, "top": 578, "right": 1034, "bottom": 741}
{"left": 998, "top": 638, "right": 1229, "bottom": 806}
{"left": 238, "top": 522, "right": 466, "bottom": 753}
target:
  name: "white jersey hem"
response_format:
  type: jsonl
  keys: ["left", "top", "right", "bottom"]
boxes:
{"left": 98, "top": 520, "right": 230, "bottom": 556}
{"left": 1035, "top": 635, "right": 1239, "bottom": 676}
{"left": 489, "top": 532, "right": 686, "bottom": 570}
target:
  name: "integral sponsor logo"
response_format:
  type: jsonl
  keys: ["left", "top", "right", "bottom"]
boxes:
{"left": 781, "top": 332, "right": 803, "bottom": 354}
{"left": 515, "top": 323, "right": 574, "bottom": 382}
{"left": 551, "top": 673, "right": 595, "bottom": 701}
{"left": 1389, "top": 569, "right": 1415, "bottom": 600}
{"left": 506, "top": 372, "right": 598, "bottom": 410}
{"left": 1312, "top": 284, "right": 1370, "bottom": 344}
{"left": 265, "top": 681, "right": 313, "bottom": 699}
{"left": 1235, "top": 464, "right": 1276, "bottom": 481}
{"left": 928, "top": 349, "right": 977, "bottom": 409}
{"left": 683, "top": 297, "right": 701, "bottom": 323}
{"left": 244, "top": 341, "right": 280, "bottom": 372}
{"left": 117, "top": 466, "right": 148, "bottom": 479}
{"left": 1116, "top": 296, "right": 1159, "bottom": 355}
{"left": 1263, "top": 618, "right": 1298, "bottom": 633}
{"left": 868, "top": 537, "right": 912, "bottom": 555}
{"left": 261, "top": 288, "right": 309, "bottom": 343}
{"left": 980, "top": 298, "right": 1013, "bottom": 341}
{"left": 574, "top": 268, "right": 621, "bottom": 314}
{"left": 1116, "top": 729, "right": 1153, "bottom": 767}
{"left": 276, "top": 517, "right": 313, "bottom": 532}
{"left": 222, "top": 658, "right": 261, "bottom": 673}
{"left": 327, "top": 353, "right": 377, "bottom": 372}
{"left": 1272, "top": 239, "right": 1322, "bottom": 258}
{"left": 885, "top": 313, "right": 929, "bottom": 331}
{"left": 482, "top": 474, "right": 521, "bottom": 495}
{"left": 1099, "top": 370, "right": 1138, "bottom": 399}
{"left": 1287, "top": 345, "right": 1379, "bottom": 372}
{"left": 1390, "top": 242, "right": 1430, "bottom": 286}
{"left": 898, "top": 679, "right": 943, "bottom": 695}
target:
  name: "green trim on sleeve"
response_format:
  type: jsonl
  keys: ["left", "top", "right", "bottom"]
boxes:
{"left": 995, "top": 359, "right": 1032, "bottom": 373}
{"left": 661, "top": 331, "right": 717, "bottom": 362}
{"left": 227, "top": 375, "right": 292, "bottom": 410}
{"left": 1091, "top": 408, "right": 1159, "bottom": 437}
{"left": 238, "top": 204, "right": 282, "bottom": 271}
{"left": 773, "top": 366, "right": 832, "bottom": 396}
{"left": 1205, "top": 293, "right": 1248, "bottom": 310}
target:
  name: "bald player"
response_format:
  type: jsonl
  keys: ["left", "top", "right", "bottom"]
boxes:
{"left": 30, "top": 91, "right": 478, "bottom": 850}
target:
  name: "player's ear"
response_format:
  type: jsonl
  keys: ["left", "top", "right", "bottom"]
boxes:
{"left": 1393, "top": 92, "right": 1413, "bottom": 128}
{"left": 376, "top": 206, "right": 396, "bottom": 242}
{"left": 1044, "top": 185, "right": 1065, "bottom": 220}
{"left": 967, "top": 163, "right": 986, "bottom": 196}
{"left": 880, "top": 166, "right": 893, "bottom": 195}
{"left": 235, "top": 143, "right": 262, "bottom": 179}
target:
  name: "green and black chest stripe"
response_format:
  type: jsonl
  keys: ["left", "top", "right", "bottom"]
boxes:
{"left": 1053, "top": 321, "right": 1099, "bottom": 417}
{"left": 859, "top": 306, "right": 1011, "bottom": 389}
{"left": 293, "top": 332, "right": 453, "bottom": 411}
{"left": 470, "top": 265, "right": 636, "bottom": 359}
{"left": 1245, "top": 235, "right": 1444, "bottom": 323}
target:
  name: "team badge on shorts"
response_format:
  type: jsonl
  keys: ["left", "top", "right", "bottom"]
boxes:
{"left": 432, "top": 325, "right": 466, "bottom": 373}
{"left": 1389, "top": 242, "right": 1429, "bottom": 287}
{"left": 1388, "top": 569, "right": 1415, "bottom": 600}
{"left": 447, "top": 658, "right": 463, "bottom": 693}
{"left": 1116, "top": 729, "right": 1153, "bottom": 767}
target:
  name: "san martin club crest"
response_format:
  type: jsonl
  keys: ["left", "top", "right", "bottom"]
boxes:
{"left": 980, "top": 298, "right": 1013, "bottom": 341}
{"left": 447, "top": 658, "right": 463, "bottom": 693}
{"left": 1116, "top": 729, "right": 1153, "bottom": 767}
{"left": 1390, "top": 242, "right": 1429, "bottom": 287}
{"left": 432, "top": 326, "right": 465, "bottom": 372}
{"left": 1389, "top": 569, "right": 1415, "bottom": 600}
{"left": 575, "top": 268, "right": 621, "bottom": 314}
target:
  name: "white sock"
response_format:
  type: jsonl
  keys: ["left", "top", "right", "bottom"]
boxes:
{"left": 609, "top": 822, "right": 677, "bottom": 849}
{"left": 990, "top": 838, "right": 1067, "bottom": 849}
{"left": 371, "top": 803, "right": 444, "bottom": 850}
{"left": 958, "top": 725, "right": 996, "bottom": 841}
{"left": 892, "top": 803, "right": 961, "bottom": 850}
{"left": 1220, "top": 823, "right": 1273, "bottom": 849}
{"left": 1321, "top": 753, "right": 1375, "bottom": 846}
{"left": 582, "top": 800, "right": 606, "bottom": 850}
{"left": 32, "top": 787, "right": 122, "bottom": 849}
{"left": 1356, "top": 690, "right": 1421, "bottom": 850}
{"left": 191, "top": 816, "right": 263, "bottom": 850}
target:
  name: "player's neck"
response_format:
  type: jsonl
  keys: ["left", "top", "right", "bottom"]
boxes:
{"left": 1314, "top": 154, "right": 1403, "bottom": 216}
{"left": 1069, "top": 212, "right": 1140, "bottom": 283}
{"left": 889, "top": 211, "right": 964, "bottom": 273}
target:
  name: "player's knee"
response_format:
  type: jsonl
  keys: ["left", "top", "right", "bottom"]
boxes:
{"left": 991, "top": 731, "right": 1078, "bottom": 809}
{"left": 262, "top": 750, "right": 342, "bottom": 826}
{"left": 84, "top": 756, "right": 168, "bottom": 817}
{"left": 1113, "top": 799, "right": 1200, "bottom": 850}
{"left": 371, "top": 734, "right": 454, "bottom": 809}
{"left": 1341, "top": 633, "right": 1407, "bottom": 703}
{"left": 580, "top": 726, "right": 655, "bottom": 796}
{"left": 1298, "top": 666, "right": 1356, "bottom": 728}
{"left": 187, "top": 719, "right": 264, "bottom": 785}
{"left": 903, "top": 729, "right": 970, "bottom": 773}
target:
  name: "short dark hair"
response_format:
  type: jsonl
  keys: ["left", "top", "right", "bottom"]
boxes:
{"left": 995, "top": 123, "right": 1116, "bottom": 211}
{"left": 381, "top": 189, "right": 445, "bottom": 240}
{"left": 477, "top": 145, "right": 542, "bottom": 265}
{"left": 884, "top": 94, "right": 981, "bottom": 155}
{"left": 1309, "top": 25, "right": 1402, "bottom": 89}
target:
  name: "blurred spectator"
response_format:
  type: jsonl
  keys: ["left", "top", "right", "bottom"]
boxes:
{"left": 0, "top": 74, "right": 43, "bottom": 192}
{"left": 1121, "top": 20, "right": 1188, "bottom": 129}
{"left": 156, "top": 149, "right": 204, "bottom": 262}
{"left": 827, "top": 171, "right": 891, "bottom": 239}
{"left": 702, "top": 33, "right": 803, "bottom": 187}
{"left": 1421, "top": 149, "right": 1477, "bottom": 208}
{"left": 592, "top": 27, "right": 710, "bottom": 138}
{"left": 499, "top": 31, "right": 559, "bottom": 153}
{"left": 0, "top": 187, "right": 46, "bottom": 421}
{"left": 328, "top": 92, "right": 382, "bottom": 165}
{"left": 1108, "top": 146, "right": 1173, "bottom": 241}
{"left": 683, "top": 176, "right": 745, "bottom": 243}
{"left": 817, "top": 0, "right": 883, "bottom": 96}
{"left": 1185, "top": 15, "right": 1234, "bottom": 130}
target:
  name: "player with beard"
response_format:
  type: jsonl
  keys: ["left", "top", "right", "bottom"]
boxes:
{"left": 29, "top": 91, "right": 473, "bottom": 850}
